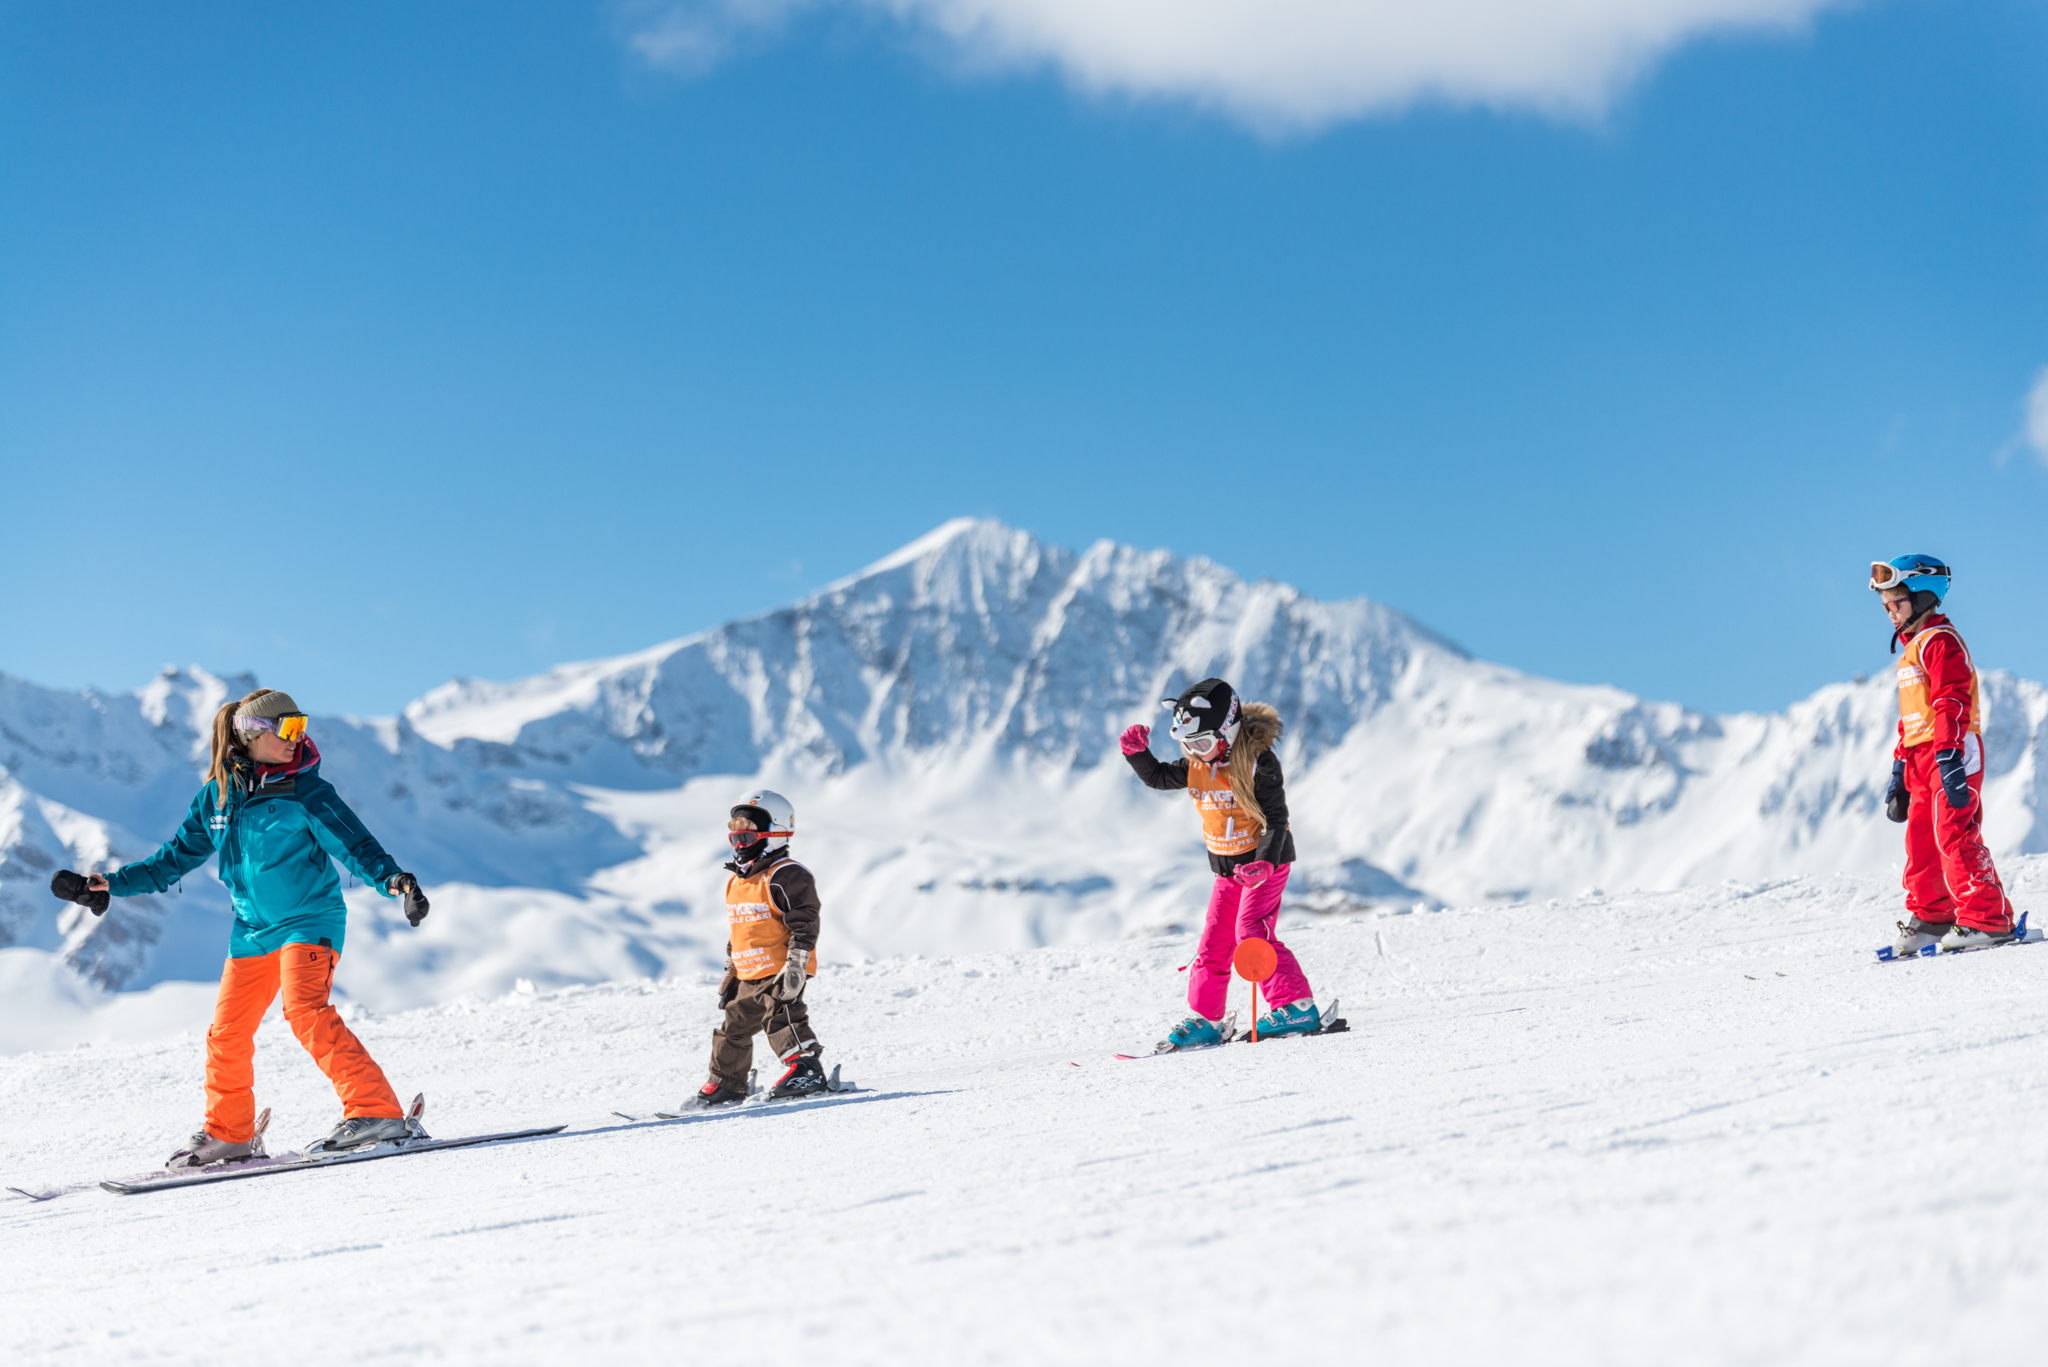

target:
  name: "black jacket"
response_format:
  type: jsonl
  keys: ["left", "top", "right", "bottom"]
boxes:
{"left": 1124, "top": 746, "right": 1296, "bottom": 875}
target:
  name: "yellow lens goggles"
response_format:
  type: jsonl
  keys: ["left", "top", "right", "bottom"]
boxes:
{"left": 237, "top": 712, "right": 309, "bottom": 743}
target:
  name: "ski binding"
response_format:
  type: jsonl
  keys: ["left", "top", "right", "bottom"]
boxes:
{"left": 1876, "top": 911, "right": 2039, "bottom": 961}
{"left": 649, "top": 1064, "right": 855, "bottom": 1119}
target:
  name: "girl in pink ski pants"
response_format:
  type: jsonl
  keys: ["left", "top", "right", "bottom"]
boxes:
{"left": 1188, "top": 864, "right": 1310, "bottom": 1016}
{"left": 1120, "top": 680, "right": 1314, "bottom": 1022}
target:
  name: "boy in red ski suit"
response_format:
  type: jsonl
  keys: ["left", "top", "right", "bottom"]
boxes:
{"left": 1874, "top": 555, "right": 2017, "bottom": 954}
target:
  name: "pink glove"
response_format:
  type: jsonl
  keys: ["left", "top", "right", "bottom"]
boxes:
{"left": 1119, "top": 724, "right": 1151, "bottom": 756}
{"left": 1233, "top": 860, "right": 1274, "bottom": 888}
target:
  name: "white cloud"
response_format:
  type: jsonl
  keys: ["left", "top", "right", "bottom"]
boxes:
{"left": 616, "top": 0, "right": 806, "bottom": 77}
{"left": 620, "top": 0, "right": 1856, "bottom": 128}
{"left": 2028, "top": 367, "right": 2048, "bottom": 469}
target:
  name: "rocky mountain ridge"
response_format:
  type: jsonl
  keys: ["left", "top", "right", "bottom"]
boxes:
{"left": 3, "top": 518, "right": 2042, "bottom": 1004}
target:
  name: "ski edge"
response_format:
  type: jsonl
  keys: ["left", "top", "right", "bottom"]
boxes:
{"left": 99, "top": 1124, "right": 567, "bottom": 1195}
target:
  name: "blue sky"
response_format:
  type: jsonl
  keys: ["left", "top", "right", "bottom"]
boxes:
{"left": 2, "top": 0, "right": 2045, "bottom": 719}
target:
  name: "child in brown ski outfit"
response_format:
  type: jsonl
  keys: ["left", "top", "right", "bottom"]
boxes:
{"left": 691, "top": 788, "right": 830, "bottom": 1106}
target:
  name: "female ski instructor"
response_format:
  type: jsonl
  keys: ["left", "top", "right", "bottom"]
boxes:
{"left": 49, "top": 688, "right": 432, "bottom": 1167}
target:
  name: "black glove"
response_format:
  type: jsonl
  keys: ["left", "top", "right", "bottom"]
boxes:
{"left": 1884, "top": 759, "right": 1909, "bottom": 823}
{"left": 1934, "top": 750, "right": 1973, "bottom": 809}
{"left": 718, "top": 965, "right": 739, "bottom": 1008}
{"left": 50, "top": 870, "right": 110, "bottom": 916}
{"left": 391, "top": 872, "right": 430, "bottom": 926}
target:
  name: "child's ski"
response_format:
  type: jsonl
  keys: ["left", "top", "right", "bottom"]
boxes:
{"left": 1876, "top": 912, "right": 2040, "bottom": 961}
{"left": 1118, "top": 1001, "right": 1353, "bottom": 1057}
{"left": 649, "top": 1065, "right": 856, "bottom": 1118}
{"left": 1238, "top": 998, "right": 1351, "bottom": 1042}
{"left": 1121, "top": 1010, "right": 1241, "bottom": 1059}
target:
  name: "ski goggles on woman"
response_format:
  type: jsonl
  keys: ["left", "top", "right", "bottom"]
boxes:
{"left": 1869, "top": 560, "right": 1949, "bottom": 592}
{"left": 1178, "top": 733, "right": 1225, "bottom": 759}
{"left": 235, "top": 712, "right": 309, "bottom": 743}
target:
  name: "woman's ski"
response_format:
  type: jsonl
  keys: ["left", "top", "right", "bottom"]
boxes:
{"left": 100, "top": 1099, "right": 564, "bottom": 1196}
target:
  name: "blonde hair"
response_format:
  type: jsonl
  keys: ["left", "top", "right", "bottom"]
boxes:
{"left": 1191, "top": 700, "right": 1279, "bottom": 839}
{"left": 207, "top": 688, "right": 280, "bottom": 809}
{"left": 1224, "top": 735, "right": 1264, "bottom": 837}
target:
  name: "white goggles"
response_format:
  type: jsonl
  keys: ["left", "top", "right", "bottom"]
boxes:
{"left": 1870, "top": 560, "right": 1949, "bottom": 592}
{"left": 1164, "top": 701, "right": 1228, "bottom": 757}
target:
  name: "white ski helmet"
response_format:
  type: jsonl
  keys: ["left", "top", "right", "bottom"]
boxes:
{"left": 729, "top": 789, "right": 795, "bottom": 855}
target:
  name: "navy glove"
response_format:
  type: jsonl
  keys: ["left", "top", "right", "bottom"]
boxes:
{"left": 719, "top": 964, "right": 739, "bottom": 1007}
{"left": 390, "top": 872, "right": 430, "bottom": 926}
{"left": 1934, "top": 750, "right": 1973, "bottom": 809}
{"left": 50, "top": 869, "right": 110, "bottom": 916}
{"left": 1884, "top": 760, "right": 1909, "bottom": 823}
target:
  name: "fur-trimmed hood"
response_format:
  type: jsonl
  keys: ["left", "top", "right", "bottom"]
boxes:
{"left": 1236, "top": 702, "right": 1282, "bottom": 760}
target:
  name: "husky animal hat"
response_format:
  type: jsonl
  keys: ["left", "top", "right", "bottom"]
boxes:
{"left": 1163, "top": 678, "right": 1242, "bottom": 749}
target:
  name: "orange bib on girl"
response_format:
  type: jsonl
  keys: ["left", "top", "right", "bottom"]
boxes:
{"left": 726, "top": 862, "right": 819, "bottom": 981}
{"left": 1896, "top": 625, "right": 1981, "bottom": 748}
{"left": 1186, "top": 761, "right": 1261, "bottom": 857}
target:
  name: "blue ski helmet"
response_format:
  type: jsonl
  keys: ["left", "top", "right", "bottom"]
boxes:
{"left": 1870, "top": 554, "right": 1951, "bottom": 603}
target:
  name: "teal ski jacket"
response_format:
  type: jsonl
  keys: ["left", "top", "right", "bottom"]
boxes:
{"left": 106, "top": 740, "right": 403, "bottom": 959}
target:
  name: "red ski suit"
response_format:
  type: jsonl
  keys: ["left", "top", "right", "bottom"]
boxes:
{"left": 1894, "top": 615, "right": 2012, "bottom": 933}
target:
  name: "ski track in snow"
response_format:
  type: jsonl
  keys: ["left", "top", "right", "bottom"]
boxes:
{"left": 5, "top": 864, "right": 2047, "bottom": 1364}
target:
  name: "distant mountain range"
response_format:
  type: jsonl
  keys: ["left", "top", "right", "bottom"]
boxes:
{"left": 4, "top": 518, "right": 2043, "bottom": 1007}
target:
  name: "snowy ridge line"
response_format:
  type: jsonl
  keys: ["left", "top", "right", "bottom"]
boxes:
{"left": 2, "top": 518, "right": 2043, "bottom": 1029}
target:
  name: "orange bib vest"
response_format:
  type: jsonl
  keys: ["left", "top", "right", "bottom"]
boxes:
{"left": 1896, "top": 624, "right": 1981, "bottom": 748}
{"left": 1186, "top": 761, "right": 1262, "bottom": 858}
{"left": 726, "top": 861, "right": 818, "bottom": 981}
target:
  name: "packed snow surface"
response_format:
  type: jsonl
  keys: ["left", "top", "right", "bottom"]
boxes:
{"left": 5, "top": 861, "right": 2046, "bottom": 1364}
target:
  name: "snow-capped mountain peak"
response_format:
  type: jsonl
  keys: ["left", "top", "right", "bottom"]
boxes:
{"left": 3, "top": 521, "right": 2043, "bottom": 1009}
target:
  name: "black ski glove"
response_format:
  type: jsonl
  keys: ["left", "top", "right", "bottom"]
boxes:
{"left": 50, "top": 870, "right": 110, "bottom": 916}
{"left": 718, "top": 965, "right": 739, "bottom": 1008}
{"left": 391, "top": 872, "right": 430, "bottom": 926}
{"left": 1884, "top": 760, "right": 1909, "bottom": 823}
{"left": 1934, "top": 750, "right": 1973, "bottom": 809}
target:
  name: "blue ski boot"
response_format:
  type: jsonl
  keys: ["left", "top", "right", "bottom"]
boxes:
{"left": 1253, "top": 1000, "right": 1321, "bottom": 1038}
{"left": 1158, "top": 1015, "right": 1227, "bottom": 1052}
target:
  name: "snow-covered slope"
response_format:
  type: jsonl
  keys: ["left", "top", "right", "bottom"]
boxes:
{"left": 6, "top": 863, "right": 2048, "bottom": 1364}
{"left": 3, "top": 518, "right": 2045, "bottom": 1013}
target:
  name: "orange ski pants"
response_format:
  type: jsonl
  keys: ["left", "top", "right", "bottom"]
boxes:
{"left": 204, "top": 942, "right": 401, "bottom": 1143}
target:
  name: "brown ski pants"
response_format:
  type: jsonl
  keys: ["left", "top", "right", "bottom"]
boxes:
{"left": 709, "top": 976, "right": 820, "bottom": 1091}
